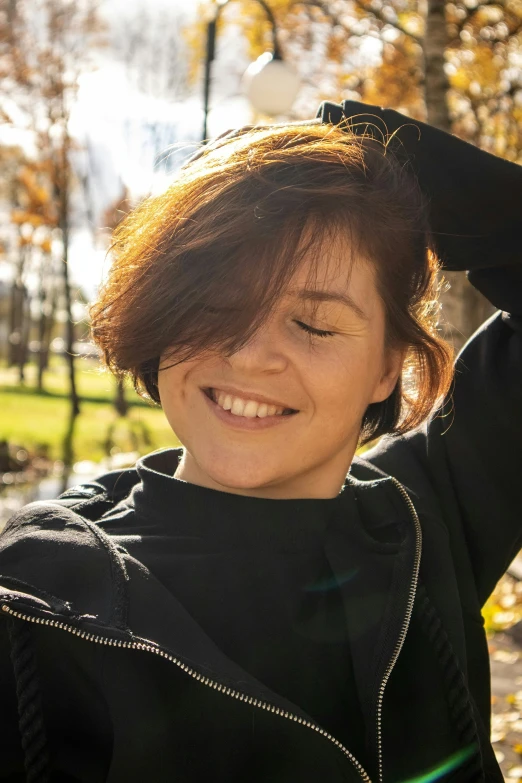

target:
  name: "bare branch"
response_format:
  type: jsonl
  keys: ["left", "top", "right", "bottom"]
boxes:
{"left": 348, "top": 0, "right": 422, "bottom": 43}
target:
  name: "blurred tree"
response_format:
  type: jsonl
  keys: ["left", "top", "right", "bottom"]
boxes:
{"left": 112, "top": 3, "right": 190, "bottom": 103}
{"left": 0, "top": 144, "right": 31, "bottom": 377}
{"left": 9, "top": 158, "right": 58, "bottom": 385}
{"left": 110, "top": 3, "right": 192, "bottom": 178}
{"left": 446, "top": 1, "right": 522, "bottom": 159}
{"left": 101, "top": 187, "right": 134, "bottom": 418}
{"left": 1, "top": 0, "right": 106, "bottom": 414}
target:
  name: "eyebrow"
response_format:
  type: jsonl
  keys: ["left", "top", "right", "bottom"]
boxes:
{"left": 295, "top": 289, "right": 369, "bottom": 321}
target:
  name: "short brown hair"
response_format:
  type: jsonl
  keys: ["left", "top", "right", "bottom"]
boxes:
{"left": 90, "top": 123, "right": 453, "bottom": 445}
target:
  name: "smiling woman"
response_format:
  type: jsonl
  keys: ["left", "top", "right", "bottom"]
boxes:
{"left": 1, "top": 103, "right": 521, "bottom": 783}
{"left": 90, "top": 122, "right": 452, "bottom": 499}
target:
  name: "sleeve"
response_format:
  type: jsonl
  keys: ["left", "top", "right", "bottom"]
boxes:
{"left": 318, "top": 99, "right": 522, "bottom": 605}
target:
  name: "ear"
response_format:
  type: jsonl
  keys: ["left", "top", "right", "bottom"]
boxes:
{"left": 370, "top": 346, "right": 406, "bottom": 404}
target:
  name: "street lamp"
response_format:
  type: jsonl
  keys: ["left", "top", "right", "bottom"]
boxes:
{"left": 202, "top": 0, "right": 300, "bottom": 141}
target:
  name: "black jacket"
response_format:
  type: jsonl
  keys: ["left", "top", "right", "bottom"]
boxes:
{"left": 1, "top": 104, "right": 521, "bottom": 783}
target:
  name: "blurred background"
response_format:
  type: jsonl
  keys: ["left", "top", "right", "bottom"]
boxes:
{"left": 1, "top": 0, "right": 522, "bottom": 766}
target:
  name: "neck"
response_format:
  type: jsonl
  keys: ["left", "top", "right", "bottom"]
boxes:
{"left": 174, "top": 448, "right": 355, "bottom": 500}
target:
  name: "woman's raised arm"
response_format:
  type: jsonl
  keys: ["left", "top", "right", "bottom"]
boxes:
{"left": 336, "top": 101, "right": 522, "bottom": 605}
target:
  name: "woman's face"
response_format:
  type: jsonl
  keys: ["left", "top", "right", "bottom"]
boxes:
{"left": 158, "top": 244, "right": 403, "bottom": 498}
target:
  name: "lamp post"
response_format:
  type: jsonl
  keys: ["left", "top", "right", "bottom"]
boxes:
{"left": 202, "top": 0, "right": 300, "bottom": 141}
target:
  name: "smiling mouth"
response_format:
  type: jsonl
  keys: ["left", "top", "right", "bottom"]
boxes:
{"left": 204, "top": 388, "right": 298, "bottom": 419}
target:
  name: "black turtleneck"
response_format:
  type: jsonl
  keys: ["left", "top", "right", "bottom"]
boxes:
{"left": 104, "top": 449, "right": 372, "bottom": 759}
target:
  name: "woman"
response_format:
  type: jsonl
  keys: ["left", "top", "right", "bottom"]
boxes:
{"left": 1, "top": 100, "right": 521, "bottom": 783}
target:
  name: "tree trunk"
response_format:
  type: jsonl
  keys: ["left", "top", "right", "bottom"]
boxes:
{"left": 17, "top": 288, "right": 31, "bottom": 384}
{"left": 8, "top": 239, "right": 28, "bottom": 367}
{"left": 114, "top": 377, "right": 129, "bottom": 417}
{"left": 37, "top": 288, "right": 48, "bottom": 391}
{"left": 423, "top": 0, "right": 493, "bottom": 352}
{"left": 37, "top": 316, "right": 47, "bottom": 391}
{"left": 59, "top": 133, "right": 80, "bottom": 417}
{"left": 424, "top": 0, "right": 451, "bottom": 132}
{"left": 62, "top": 236, "right": 80, "bottom": 416}
{"left": 8, "top": 281, "right": 24, "bottom": 367}
{"left": 36, "top": 257, "right": 56, "bottom": 391}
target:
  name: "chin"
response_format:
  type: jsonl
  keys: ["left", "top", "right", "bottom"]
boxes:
{"left": 209, "top": 463, "right": 278, "bottom": 493}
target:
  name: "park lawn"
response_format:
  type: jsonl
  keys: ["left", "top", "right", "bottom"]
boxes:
{"left": 0, "top": 358, "right": 179, "bottom": 463}
{"left": 0, "top": 356, "right": 131, "bottom": 403}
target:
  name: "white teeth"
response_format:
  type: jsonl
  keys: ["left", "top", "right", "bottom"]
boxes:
{"left": 211, "top": 389, "right": 290, "bottom": 419}
{"left": 231, "top": 398, "right": 245, "bottom": 416}
{"left": 243, "top": 401, "right": 259, "bottom": 418}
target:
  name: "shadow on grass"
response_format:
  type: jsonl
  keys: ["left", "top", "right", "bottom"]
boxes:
{"left": 103, "top": 417, "right": 153, "bottom": 456}
{"left": 0, "top": 384, "right": 153, "bottom": 408}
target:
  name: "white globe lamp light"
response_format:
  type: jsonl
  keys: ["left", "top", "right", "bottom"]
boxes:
{"left": 242, "top": 52, "right": 300, "bottom": 116}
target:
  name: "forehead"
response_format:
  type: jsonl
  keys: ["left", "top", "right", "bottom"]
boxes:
{"left": 285, "top": 227, "right": 380, "bottom": 307}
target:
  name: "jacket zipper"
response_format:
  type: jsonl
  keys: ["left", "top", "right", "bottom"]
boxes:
{"left": 374, "top": 477, "right": 423, "bottom": 783}
{"left": 1, "top": 603, "right": 371, "bottom": 783}
{"left": 2, "top": 476, "right": 421, "bottom": 783}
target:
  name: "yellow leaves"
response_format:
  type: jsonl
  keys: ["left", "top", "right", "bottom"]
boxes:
{"left": 490, "top": 684, "right": 522, "bottom": 776}
{"left": 447, "top": 66, "right": 469, "bottom": 92}
{"left": 11, "top": 210, "right": 44, "bottom": 227}
{"left": 184, "top": 0, "right": 350, "bottom": 87}
{"left": 182, "top": 10, "right": 207, "bottom": 86}
{"left": 483, "top": 602, "right": 515, "bottom": 633}
{"left": 447, "top": 42, "right": 503, "bottom": 101}
{"left": 483, "top": 573, "right": 522, "bottom": 634}
{"left": 183, "top": 0, "right": 278, "bottom": 86}
{"left": 40, "top": 238, "right": 53, "bottom": 254}
{"left": 17, "top": 165, "right": 53, "bottom": 207}
{"left": 8, "top": 158, "right": 58, "bottom": 232}
{"left": 396, "top": 11, "right": 424, "bottom": 38}
{"left": 363, "top": 43, "right": 424, "bottom": 115}
{"left": 325, "top": 34, "right": 347, "bottom": 64}
{"left": 14, "top": 224, "right": 54, "bottom": 250}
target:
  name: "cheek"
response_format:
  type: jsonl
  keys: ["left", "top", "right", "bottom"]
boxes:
{"left": 309, "top": 343, "right": 383, "bottom": 419}
{"left": 158, "top": 365, "right": 187, "bottom": 415}
{"left": 158, "top": 357, "right": 215, "bottom": 423}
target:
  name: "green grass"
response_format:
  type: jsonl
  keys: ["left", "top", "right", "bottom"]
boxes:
{"left": 0, "top": 357, "right": 179, "bottom": 464}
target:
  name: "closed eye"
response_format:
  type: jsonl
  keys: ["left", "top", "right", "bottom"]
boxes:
{"left": 295, "top": 320, "right": 335, "bottom": 338}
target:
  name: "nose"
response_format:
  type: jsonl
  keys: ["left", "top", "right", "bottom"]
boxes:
{"left": 225, "top": 321, "right": 288, "bottom": 375}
